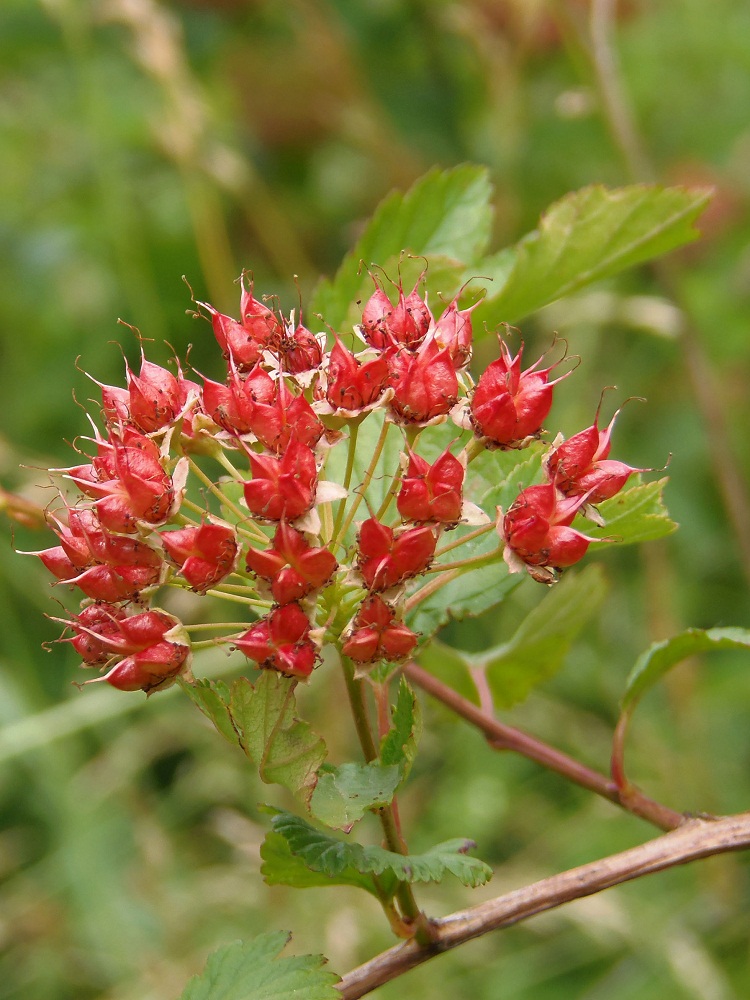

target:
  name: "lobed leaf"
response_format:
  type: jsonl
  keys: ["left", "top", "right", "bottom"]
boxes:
{"left": 269, "top": 810, "right": 492, "bottom": 889}
{"left": 229, "top": 673, "right": 327, "bottom": 807}
{"left": 179, "top": 931, "right": 340, "bottom": 1000}
{"left": 309, "top": 164, "right": 493, "bottom": 329}
{"left": 474, "top": 184, "right": 711, "bottom": 326}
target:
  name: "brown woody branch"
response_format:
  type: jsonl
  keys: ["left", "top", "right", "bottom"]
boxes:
{"left": 337, "top": 811, "right": 750, "bottom": 999}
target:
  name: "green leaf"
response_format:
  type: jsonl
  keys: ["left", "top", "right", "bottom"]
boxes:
{"left": 229, "top": 673, "right": 327, "bottom": 806}
{"left": 483, "top": 565, "right": 608, "bottom": 708}
{"left": 587, "top": 478, "right": 677, "bottom": 546}
{"left": 269, "top": 810, "right": 492, "bottom": 889}
{"left": 179, "top": 679, "right": 241, "bottom": 748}
{"left": 260, "top": 831, "right": 385, "bottom": 897}
{"left": 310, "top": 165, "right": 493, "bottom": 328}
{"left": 379, "top": 677, "right": 422, "bottom": 782}
{"left": 476, "top": 185, "right": 711, "bottom": 325}
{"left": 310, "top": 762, "right": 402, "bottom": 830}
{"left": 179, "top": 931, "right": 340, "bottom": 1000}
{"left": 622, "top": 627, "right": 750, "bottom": 715}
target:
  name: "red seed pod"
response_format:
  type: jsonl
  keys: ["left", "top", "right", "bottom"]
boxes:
{"left": 68, "top": 563, "right": 155, "bottom": 602}
{"left": 210, "top": 310, "right": 265, "bottom": 370}
{"left": 243, "top": 440, "right": 318, "bottom": 522}
{"left": 278, "top": 319, "right": 323, "bottom": 374}
{"left": 125, "top": 357, "right": 182, "bottom": 432}
{"left": 68, "top": 603, "right": 127, "bottom": 665}
{"left": 501, "top": 484, "right": 596, "bottom": 582}
{"left": 35, "top": 507, "right": 163, "bottom": 598}
{"left": 357, "top": 518, "right": 436, "bottom": 591}
{"left": 233, "top": 603, "right": 317, "bottom": 678}
{"left": 253, "top": 382, "right": 324, "bottom": 454}
{"left": 72, "top": 609, "right": 191, "bottom": 691}
{"left": 240, "top": 281, "right": 284, "bottom": 348}
{"left": 98, "top": 640, "right": 190, "bottom": 693}
{"left": 245, "top": 521, "right": 337, "bottom": 605}
{"left": 68, "top": 429, "right": 181, "bottom": 532}
{"left": 342, "top": 594, "right": 418, "bottom": 665}
{"left": 101, "top": 384, "right": 131, "bottom": 425}
{"left": 388, "top": 339, "right": 459, "bottom": 425}
{"left": 430, "top": 295, "right": 477, "bottom": 369}
{"left": 396, "top": 447, "right": 465, "bottom": 526}
{"left": 361, "top": 278, "right": 432, "bottom": 351}
{"left": 471, "top": 338, "right": 570, "bottom": 448}
{"left": 197, "top": 277, "right": 283, "bottom": 372}
{"left": 161, "top": 520, "right": 239, "bottom": 592}
{"left": 545, "top": 405, "right": 646, "bottom": 504}
{"left": 325, "top": 337, "right": 392, "bottom": 413}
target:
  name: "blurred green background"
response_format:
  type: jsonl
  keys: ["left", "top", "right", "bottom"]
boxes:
{"left": 2, "top": 1, "right": 750, "bottom": 997}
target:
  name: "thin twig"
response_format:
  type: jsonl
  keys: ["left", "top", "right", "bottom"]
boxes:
{"left": 403, "top": 661, "right": 685, "bottom": 831}
{"left": 337, "top": 811, "right": 750, "bottom": 998}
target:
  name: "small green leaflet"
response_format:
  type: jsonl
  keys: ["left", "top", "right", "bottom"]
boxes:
{"left": 622, "top": 627, "right": 750, "bottom": 715}
{"left": 266, "top": 809, "right": 492, "bottom": 889}
{"left": 613, "top": 627, "right": 750, "bottom": 786}
{"left": 379, "top": 677, "right": 422, "bottom": 782}
{"left": 178, "top": 931, "right": 340, "bottom": 1000}
{"left": 473, "top": 184, "right": 711, "bottom": 327}
{"left": 309, "top": 164, "right": 493, "bottom": 329}
{"left": 310, "top": 762, "right": 402, "bottom": 830}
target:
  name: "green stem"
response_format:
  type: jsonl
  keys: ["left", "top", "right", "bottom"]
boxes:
{"left": 334, "top": 418, "right": 392, "bottom": 550}
{"left": 423, "top": 546, "right": 503, "bottom": 575}
{"left": 204, "top": 588, "right": 268, "bottom": 609}
{"left": 374, "top": 466, "right": 403, "bottom": 523}
{"left": 463, "top": 437, "right": 486, "bottom": 464}
{"left": 183, "top": 622, "right": 250, "bottom": 632}
{"left": 214, "top": 450, "right": 247, "bottom": 482}
{"left": 435, "top": 522, "right": 495, "bottom": 558}
{"left": 341, "top": 657, "right": 424, "bottom": 930}
{"left": 404, "top": 568, "right": 463, "bottom": 613}
{"left": 331, "top": 422, "right": 361, "bottom": 543}
{"left": 186, "top": 458, "right": 268, "bottom": 545}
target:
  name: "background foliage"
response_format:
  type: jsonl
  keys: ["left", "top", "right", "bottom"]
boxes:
{"left": 2, "top": 1, "right": 750, "bottom": 997}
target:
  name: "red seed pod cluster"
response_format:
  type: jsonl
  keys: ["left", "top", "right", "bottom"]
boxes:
{"left": 29, "top": 265, "right": 653, "bottom": 691}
